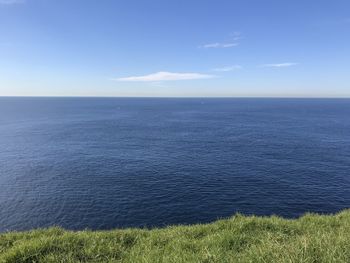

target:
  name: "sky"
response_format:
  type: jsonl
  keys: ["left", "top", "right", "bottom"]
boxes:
{"left": 0, "top": 0, "right": 350, "bottom": 97}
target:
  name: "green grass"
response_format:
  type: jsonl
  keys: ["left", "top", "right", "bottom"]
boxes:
{"left": 1, "top": 210, "right": 350, "bottom": 263}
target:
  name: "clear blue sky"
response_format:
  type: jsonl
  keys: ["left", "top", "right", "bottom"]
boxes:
{"left": 1, "top": 0, "right": 349, "bottom": 97}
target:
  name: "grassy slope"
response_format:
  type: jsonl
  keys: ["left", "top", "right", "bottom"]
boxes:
{"left": 1, "top": 210, "right": 350, "bottom": 263}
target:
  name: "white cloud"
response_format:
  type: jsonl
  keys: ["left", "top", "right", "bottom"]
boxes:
{"left": 0, "top": 0, "right": 25, "bottom": 4}
{"left": 115, "top": 71, "right": 215, "bottom": 82}
{"left": 200, "top": 32, "right": 242, "bottom": 49}
{"left": 212, "top": 65, "right": 242, "bottom": 72}
{"left": 229, "top": 31, "right": 243, "bottom": 41}
{"left": 200, "top": 42, "right": 239, "bottom": 49}
{"left": 261, "top": 63, "right": 298, "bottom": 68}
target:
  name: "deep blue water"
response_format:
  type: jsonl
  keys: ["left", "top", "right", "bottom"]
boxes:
{"left": 0, "top": 98, "right": 350, "bottom": 232}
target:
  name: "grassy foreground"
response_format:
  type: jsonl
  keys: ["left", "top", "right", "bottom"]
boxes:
{"left": 1, "top": 211, "right": 350, "bottom": 263}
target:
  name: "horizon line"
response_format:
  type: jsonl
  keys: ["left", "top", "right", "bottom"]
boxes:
{"left": 0, "top": 95, "right": 350, "bottom": 99}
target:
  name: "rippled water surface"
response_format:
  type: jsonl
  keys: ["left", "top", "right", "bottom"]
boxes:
{"left": 0, "top": 98, "right": 350, "bottom": 232}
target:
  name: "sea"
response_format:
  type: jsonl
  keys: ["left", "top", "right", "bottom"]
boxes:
{"left": 0, "top": 97, "right": 349, "bottom": 232}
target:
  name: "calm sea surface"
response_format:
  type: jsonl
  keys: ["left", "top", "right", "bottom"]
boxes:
{"left": 0, "top": 98, "right": 349, "bottom": 232}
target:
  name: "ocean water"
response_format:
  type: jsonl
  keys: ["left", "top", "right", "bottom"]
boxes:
{"left": 0, "top": 97, "right": 349, "bottom": 232}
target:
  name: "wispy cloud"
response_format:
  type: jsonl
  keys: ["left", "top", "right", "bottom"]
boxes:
{"left": 212, "top": 65, "right": 242, "bottom": 72}
{"left": 115, "top": 71, "right": 215, "bottom": 82}
{"left": 200, "top": 42, "right": 239, "bottom": 49}
{"left": 261, "top": 63, "right": 298, "bottom": 68}
{"left": 200, "top": 32, "right": 242, "bottom": 49}
{"left": 229, "top": 31, "right": 243, "bottom": 41}
{"left": 0, "top": 0, "right": 25, "bottom": 4}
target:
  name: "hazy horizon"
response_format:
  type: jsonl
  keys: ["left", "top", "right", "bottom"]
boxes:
{"left": 1, "top": 95, "right": 350, "bottom": 99}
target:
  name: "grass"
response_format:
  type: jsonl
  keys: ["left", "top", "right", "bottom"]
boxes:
{"left": 1, "top": 210, "right": 350, "bottom": 262}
